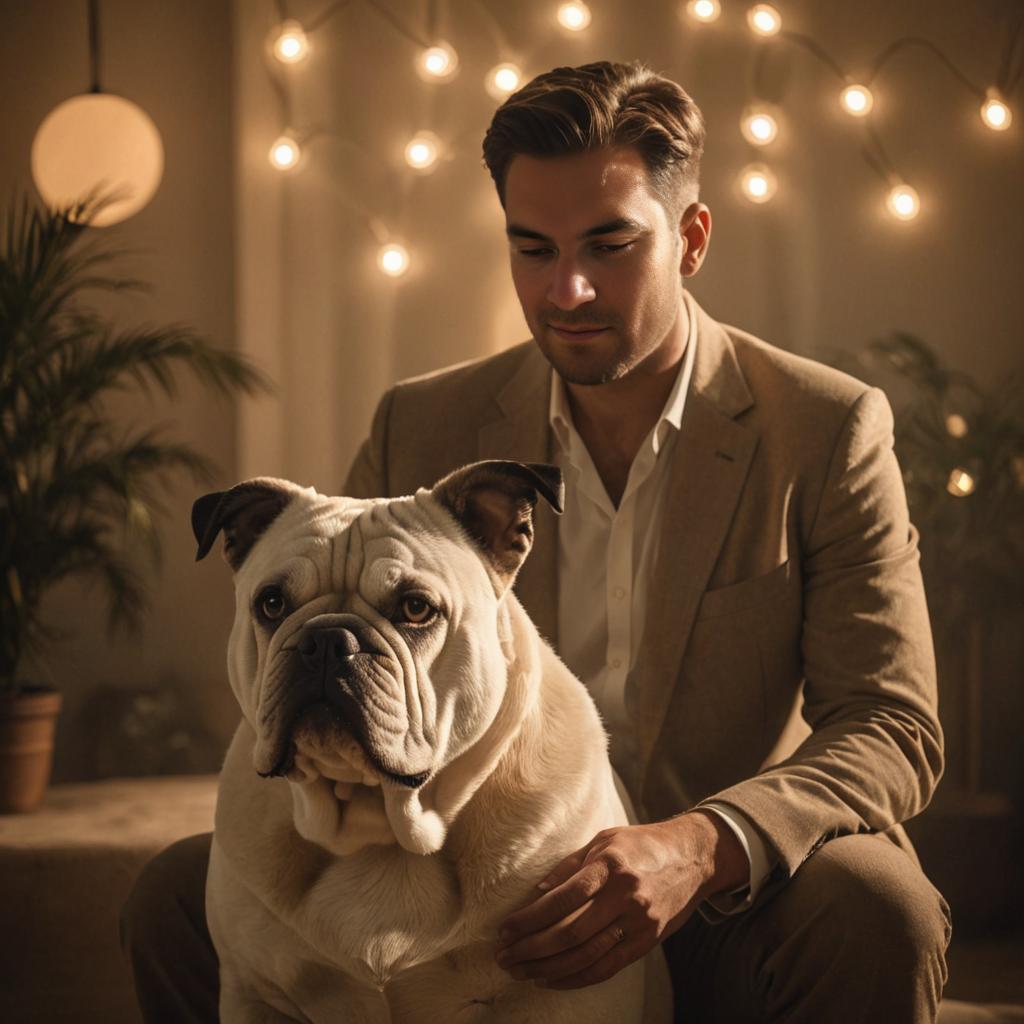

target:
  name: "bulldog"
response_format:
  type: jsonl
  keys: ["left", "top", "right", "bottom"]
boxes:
{"left": 192, "top": 459, "right": 672, "bottom": 1023}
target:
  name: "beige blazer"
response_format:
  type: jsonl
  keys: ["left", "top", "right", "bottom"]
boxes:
{"left": 344, "top": 297, "right": 942, "bottom": 902}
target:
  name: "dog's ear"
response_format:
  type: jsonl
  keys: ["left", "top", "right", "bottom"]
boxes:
{"left": 432, "top": 461, "right": 564, "bottom": 585}
{"left": 192, "top": 478, "right": 298, "bottom": 570}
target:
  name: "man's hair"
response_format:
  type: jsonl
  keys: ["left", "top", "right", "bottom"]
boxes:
{"left": 482, "top": 61, "right": 706, "bottom": 220}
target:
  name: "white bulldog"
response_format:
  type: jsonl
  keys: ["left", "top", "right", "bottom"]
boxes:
{"left": 193, "top": 460, "right": 672, "bottom": 1023}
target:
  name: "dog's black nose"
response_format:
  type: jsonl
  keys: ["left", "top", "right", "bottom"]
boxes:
{"left": 298, "top": 626, "right": 361, "bottom": 675}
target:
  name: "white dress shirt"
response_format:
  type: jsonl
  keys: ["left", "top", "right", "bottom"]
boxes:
{"left": 551, "top": 291, "right": 772, "bottom": 914}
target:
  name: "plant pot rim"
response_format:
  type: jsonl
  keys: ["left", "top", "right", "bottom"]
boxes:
{"left": 0, "top": 685, "right": 62, "bottom": 713}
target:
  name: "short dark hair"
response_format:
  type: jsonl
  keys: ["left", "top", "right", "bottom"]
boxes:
{"left": 482, "top": 61, "right": 706, "bottom": 220}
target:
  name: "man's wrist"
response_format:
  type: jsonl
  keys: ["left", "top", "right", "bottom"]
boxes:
{"left": 679, "top": 809, "right": 750, "bottom": 899}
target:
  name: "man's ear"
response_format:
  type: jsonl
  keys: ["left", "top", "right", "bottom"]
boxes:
{"left": 432, "top": 460, "right": 564, "bottom": 586}
{"left": 679, "top": 201, "right": 711, "bottom": 277}
{"left": 192, "top": 478, "right": 298, "bottom": 571}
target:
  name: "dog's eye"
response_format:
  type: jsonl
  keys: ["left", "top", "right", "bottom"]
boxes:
{"left": 397, "top": 595, "right": 435, "bottom": 625}
{"left": 257, "top": 587, "right": 287, "bottom": 621}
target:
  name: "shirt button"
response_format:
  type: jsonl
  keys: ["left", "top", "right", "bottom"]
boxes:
{"left": 613, "top": 586, "right": 626, "bottom": 600}
{"left": 610, "top": 657, "right": 622, "bottom": 669}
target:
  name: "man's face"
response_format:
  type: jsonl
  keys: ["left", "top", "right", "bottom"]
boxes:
{"left": 503, "top": 146, "right": 698, "bottom": 386}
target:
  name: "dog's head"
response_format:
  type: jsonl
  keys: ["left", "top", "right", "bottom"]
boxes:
{"left": 193, "top": 461, "right": 563, "bottom": 855}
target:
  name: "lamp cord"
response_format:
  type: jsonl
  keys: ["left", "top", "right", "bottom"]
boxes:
{"left": 88, "top": 0, "right": 101, "bottom": 93}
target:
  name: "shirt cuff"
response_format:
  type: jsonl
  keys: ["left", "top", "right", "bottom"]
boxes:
{"left": 699, "top": 802, "right": 774, "bottom": 917}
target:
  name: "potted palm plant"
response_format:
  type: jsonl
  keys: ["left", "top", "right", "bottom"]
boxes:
{"left": 0, "top": 194, "right": 268, "bottom": 812}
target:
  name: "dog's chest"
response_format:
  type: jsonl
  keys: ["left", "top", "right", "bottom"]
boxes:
{"left": 305, "top": 845, "right": 466, "bottom": 985}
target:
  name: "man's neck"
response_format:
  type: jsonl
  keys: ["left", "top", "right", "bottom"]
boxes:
{"left": 565, "top": 341, "right": 687, "bottom": 507}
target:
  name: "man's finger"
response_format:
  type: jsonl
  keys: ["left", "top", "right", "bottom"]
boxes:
{"left": 504, "top": 917, "right": 630, "bottom": 982}
{"left": 497, "top": 892, "right": 619, "bottom": 968}
{"left": 497, "top": 863, "right": 605, "bottom": 947}
{"left": 535, "top": 846, "right": 587, "bottom": 893}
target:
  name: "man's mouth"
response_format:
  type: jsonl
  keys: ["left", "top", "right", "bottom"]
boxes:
{"left": 548, "top": 323, "right": 608, "bottom": 341}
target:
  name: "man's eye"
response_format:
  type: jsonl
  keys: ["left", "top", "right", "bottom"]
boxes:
{"left": 517, "top": 248, "right": 553, "bottom": 258}
{"left": 397, "top": 595, "right": 435, "bottom": 625}
{"left": 257, "top": 587, "right": 287, "bottom": 621}
{"left": 595, "top": 242, "right": 632, "bottom": 254}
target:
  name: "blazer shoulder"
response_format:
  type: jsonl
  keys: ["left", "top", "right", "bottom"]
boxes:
{"left": 722, "top": 323, "right": 871, "bottom": 412}
{"left": 391, "top": 341, "right": 538, "bottom": 412}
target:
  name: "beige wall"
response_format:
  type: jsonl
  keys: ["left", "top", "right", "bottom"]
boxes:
{"left": 1, "top": 0, "right": 1021, "bottom": 783}
{"left": 0, "top": 0, "right": 240, "bottom": 779}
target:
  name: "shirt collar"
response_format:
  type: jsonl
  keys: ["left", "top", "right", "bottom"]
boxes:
{"left": 549, "top": 290, "right": 698, "bottom": 455}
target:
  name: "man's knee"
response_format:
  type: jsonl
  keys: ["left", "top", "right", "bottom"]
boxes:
{"left": 120, "top": 831, "right": 214, "bottom": 955}
{"left": 796, "top": 834, "right": 950, "bottom": 967}
{"left": 759, "top": 831, "right": 952, "bottom": 1002}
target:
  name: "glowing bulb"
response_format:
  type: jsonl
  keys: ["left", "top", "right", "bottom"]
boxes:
{"left": 269, "top": 136, "right": 301, "bottom": 171}
{"left": 487, "top": 63, "right": 523, "bottom": 100}
{"left": 740, "top": 163, "right": 777, "bottom": 203}
{"left": 886, "top": 184, "right": 920, "bottom": 221}
{"left": 946, "top": 467, "right": 976, "bottom": 497}
{"left": 686, "top": 0, "right": 721, "bottom": 22}
{"left": 741, "top": 106, "right": 779, "bottom": 145}
{"left": 404, "top": 132, "right": 441, "bottom": 171}
{"left": 419, "top": 42, "right": 459, "bottom": 81}
{"left": 378, "top": 243, "right": 410, "bottom": 277}
{"left": 840, "top": 84, "right": 874, "bottom": 117}
{"left": 272, "top": 20, "right": 309, "bottom": 64}
{"left": 747, "top": 4, "right": 781, "bottom": 36}
{"left": 981, "top": 90, "right": 1012, "bottom": 131}
{"left": 945, "top": 413, "right": 968, "bottom": 438}
{"left": 557, "top": 2, "right": 591, "bottom": 30}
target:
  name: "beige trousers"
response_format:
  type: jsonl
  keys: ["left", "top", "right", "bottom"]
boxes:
{"left": 121, "top": 831, "right": 950, "bottom": 1023}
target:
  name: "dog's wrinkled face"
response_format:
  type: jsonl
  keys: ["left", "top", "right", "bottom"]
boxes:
{"left": 231, "top": 491, "right": 509, "bottom": 791}
{"left": 194, "top": 461, "right": 563, "bottom": 855}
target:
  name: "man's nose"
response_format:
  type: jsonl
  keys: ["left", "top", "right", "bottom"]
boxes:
{"left": 546, "top": 260, "right": 596, "bottom": 310}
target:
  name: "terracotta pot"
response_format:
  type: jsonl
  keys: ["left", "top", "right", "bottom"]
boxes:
{"left": 0, "top": 686, "right": 62, "bottom": 813}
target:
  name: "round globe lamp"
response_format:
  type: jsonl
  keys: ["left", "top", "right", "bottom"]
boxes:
{"left": 31, "top": 93, "right": 164, "bottom": 227}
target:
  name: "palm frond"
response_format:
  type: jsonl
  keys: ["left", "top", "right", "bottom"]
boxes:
{"left": 1, "top": 191, "right": 274, "bottom": 688}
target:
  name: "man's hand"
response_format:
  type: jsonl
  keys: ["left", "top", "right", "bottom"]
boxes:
{"left": 494, "top": 810, "right": 748, "bottom": 990}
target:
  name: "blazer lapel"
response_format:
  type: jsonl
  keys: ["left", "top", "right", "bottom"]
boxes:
{"left": 476, "top": 346, "right": 559, "bottom": 645}
{"left": 628, "top": 301, "right": 758, "bottom": 778}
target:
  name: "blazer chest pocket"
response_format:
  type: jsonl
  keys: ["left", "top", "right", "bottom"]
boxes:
{"left": 686, "top": 560, "right": 800, "bottom": 662}
{"left": 696, "top": 559, "right": 796, "bottom": 620}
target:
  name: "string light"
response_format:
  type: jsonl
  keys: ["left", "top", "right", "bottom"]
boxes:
{"left": 740, "top": 163, "right": 777, "bottom": 203}
{"left": 980, "top": 89, "right": 1012, "bottom": 131}
{"left": 741, "top": 105, "right": 779, "bottom": 145}
{"left": 886, "top": 184, "right": 920, "bottom": 220}
{"left": 840, "top": 84, "right": 874, "bottom": 117}
{"left": 946, "top": 467, "right": 976, "bottom": 497}
{"left": 378, "top": 243, "right": 410, "bottom": 277}
{"left": 269, "top": 135, "right": 301, "bottom": 171}
{"left": 557, "top": 2, "right": 591, "bottom": 31}
{"left": 747, "top": 4, "right": 782, "bottom": 37}
{"left": 418, "top": 42, "right": 459, "bottom": 81}
{"left": 404, "top": 131, "right": 441, "bottom": 172}
{"left": 685, "top": 0, "right": 721, "bottom": 23}
{"left": 945, "top": 413, "right": 969, "bottom": 438}
{"left": 271, "top": 20, "right": 310, "bottom": 64}
{"left": 486, "top": 63, "right": 522, "bottom": 100}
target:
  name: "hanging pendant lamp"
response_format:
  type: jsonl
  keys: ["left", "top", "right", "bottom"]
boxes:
{"left": 31, "top": 0, "right": 164, "bottom": 226}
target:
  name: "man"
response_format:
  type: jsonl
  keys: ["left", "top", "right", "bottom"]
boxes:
{"left": 122, "top": 61, "right": 950, "bottom": 1022}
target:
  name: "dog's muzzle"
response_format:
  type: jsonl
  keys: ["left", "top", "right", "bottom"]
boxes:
{"left": 298, "top": 624, "right": 361, "bottom": 696}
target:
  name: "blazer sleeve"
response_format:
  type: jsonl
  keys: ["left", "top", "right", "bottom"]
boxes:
{"left": 698, "top": 387, "right": 943, "bottom": 886}
{"left": 343, "top": 386, "right": 396, "bottom": 499}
